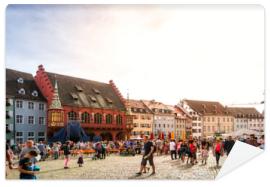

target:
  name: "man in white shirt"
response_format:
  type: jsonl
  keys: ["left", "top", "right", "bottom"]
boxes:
{"left": 169, "top": 139, "right": 177, "bottom": 160}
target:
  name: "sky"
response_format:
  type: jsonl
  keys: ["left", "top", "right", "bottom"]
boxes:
{"left": 5, "top": 5, "right": 265, "bottom": 112}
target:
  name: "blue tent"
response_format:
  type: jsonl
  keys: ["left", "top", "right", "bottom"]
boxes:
{"left": 49, "top": 121, "right": 89, "bottom": 143}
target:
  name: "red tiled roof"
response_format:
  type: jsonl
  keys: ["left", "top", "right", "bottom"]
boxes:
{"left": 184, "top": 99, "right": 227, "bottom": 115}
{"left": 227, "top": 107, "right": 263, "bottom": 118}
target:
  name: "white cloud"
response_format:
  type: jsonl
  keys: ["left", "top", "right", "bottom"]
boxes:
{"left": 6, "top": 5, "right": 264, "bottom": 111}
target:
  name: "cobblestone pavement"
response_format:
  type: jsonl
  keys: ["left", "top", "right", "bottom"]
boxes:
{"left": 7, "top": 151, "right": 226, "bottom": 180}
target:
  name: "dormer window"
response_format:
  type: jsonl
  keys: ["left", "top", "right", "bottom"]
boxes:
{"left": 70, "top": 93, "right": 78, "bottom": 100}
{"left": 17, "top": 77, "right": 24, "bottom": 84}
{"left": 105, "top": 97, "right": 113, "bottom": 104}
{"left": 32, "top": 90, "right": 38, "bottom": 97}
{"left": 75, "top": 85, "right": 83, "bottom": 92}
{"left": 18, "top": 88, "right": 25, "bottom": 95}
{"left": 89, "top": 95, "right": 97, "bottom": 102}
{"left": 93, "top": 88, "right": 100, "bottom": 94}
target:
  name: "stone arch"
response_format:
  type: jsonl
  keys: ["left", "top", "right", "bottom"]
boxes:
{"left": 100, "top": 132, "right": 113, "bottom": 141}
{"left": 116, "top": 131, "right": 126, "bottom": 141}
{"left": 86, "top": 130, "right": 95, "bottom": 141}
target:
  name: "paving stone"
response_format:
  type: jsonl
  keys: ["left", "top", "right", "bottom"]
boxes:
{"left": 6, "top": 151, "right": 226, "bottom": 180}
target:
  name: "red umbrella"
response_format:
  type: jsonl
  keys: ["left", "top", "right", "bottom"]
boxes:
{"left": 161, "top": 132, "right": 164, "bottom": 140}
{"left": 168, "top": 132, "right": 171, "bottom": 139}
{"left": 150, "top": 133, "right": 154, "bottom": 140}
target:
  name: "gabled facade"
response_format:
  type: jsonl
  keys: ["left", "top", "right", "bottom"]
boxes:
{"left": 127, "top": 99, "right": 154, "bottom": 139}
{"left": 173, "top": 105, "right": 193, "bottom": 140}
{"left": 6, "top": 68, "right": 47, "bottom": 143}
{"left": 34, "top": 65, "right": 131, "bottom": 141}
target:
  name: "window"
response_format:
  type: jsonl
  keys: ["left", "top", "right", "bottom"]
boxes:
{"left": 39, "top": 117, "right": 45, "bottom": 125}
{"left": 39, "top": 103, "right": 45, "bottom": 110}
{"left": 28, "top": 116, "right": 34, "bottom": 124}
{"left": 16, "top": 132, "right": 23, "bottom": 143}
{"left": 16, "top": 115, "right": 23, "bottom": 124}
{"left": 32, "top": 90, "right": 38, "bottom": 97}
{"left": 94, "top": 113, "right": 102, "bottom": 124}
{"left": 68, "top": 111, "right": 77, "bottom": 121}
{"left": 106, "top": 114, "right": 113, "bottom": 124}
{"left": 81, "top": 112, "right": 90, "bottom": 123}
{"left": 16, "top": 100, "right": 23, "bottom": 108}
{"left": 38, "top": 132, "right": 45, "bottom": 136}
{"left": 17, "top": 77, "right": 24, "bottom": 83}
{"left": 207, "top": 126, "right": 210, "bottom": 132}
{"left": 212, "top": 117, "right": 215, "bottom": 122}
{"left": 116, "top": 115, "right": 122, "bottom": 125}
{"left": 28, "top": 102, "right": 34, "bottom": 109}
{"left": 93, "top": 88, "right": 101, "bottom": 94}
{"left": 18, "top": 88, "right": 25, "bottom": 95}
{"left": 28, "top": 132, "right": 35, "bottom": 140}
{"left": 16, "top": 132, "right": 23, "bottom": 137}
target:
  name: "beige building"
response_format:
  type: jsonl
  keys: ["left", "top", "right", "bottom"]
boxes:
{"left": 180, "top": 99, "right": 234, "bottom": 137}
{"left": 166, "top": 105, "right": 192, "bottom": 140}
{"left": 128, "top": 99, "right": 154, "bottom": 138}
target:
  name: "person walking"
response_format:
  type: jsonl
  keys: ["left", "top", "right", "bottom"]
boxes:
{"left": 62, "top": 141, "right": 71, "bottom": 169}
{"left": 18, "top": 150, "right": 39, "bottom": 179}
{"left": 19, "top": 140, "right": 40, "bottom": 159}
{"left": 201, "top": 144, "right": 209, "bottom": 165}
{"left": 6, "top": 143, "right": 16, "bottom": 177}
{"left": 224, "top": 136, "right": 235, "bottom": 155}
{"left": 101, "top": 141, "right": 106, "bottom": 159}
{"left": 52, "top": 143, "right": 60, "bottom": 160}
{"left": 179, "top": 140, "right": 188, "bottom": 163}
{"left": 176, "top": 140, "right": 182, "bottom": 159}
{"left": 214, "top": 138, "right": 224, "bottom": 167}
{"left": 136, "top": 136, "right": 156, "bottom": 176}
{"left": 169, "top": 139, "right": 177, "bottom": 160}
{"left": 77, "top": 151, "right": 84, "bottom": 167}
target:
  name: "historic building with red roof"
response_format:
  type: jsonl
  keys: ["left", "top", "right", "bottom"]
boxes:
{"left": 34, "top": 65, "right": 132, "bottom": 141}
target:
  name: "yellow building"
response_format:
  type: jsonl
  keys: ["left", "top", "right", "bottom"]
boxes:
{"left": 128, "top": 99, "right": 154, "bottom": 138}
{"left": 182, "top": 100, "right": 234, "bottom": 137}
{"left": 202, "top": 115, "right": 234, "bottom": 136}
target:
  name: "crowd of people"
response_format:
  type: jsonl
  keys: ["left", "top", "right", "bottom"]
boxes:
{"left": 6, "top": 133, "right": 264, "bottom": 179}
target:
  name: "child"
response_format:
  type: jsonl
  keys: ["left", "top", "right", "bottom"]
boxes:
{"left": 201, "top": 144, "right": 209, "bottom": 165}
{"left": 77, "top": 151, "right": 84, "bottom": 167}
{"left": 18, "top": 150, "right": 38, "bottom": 179}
